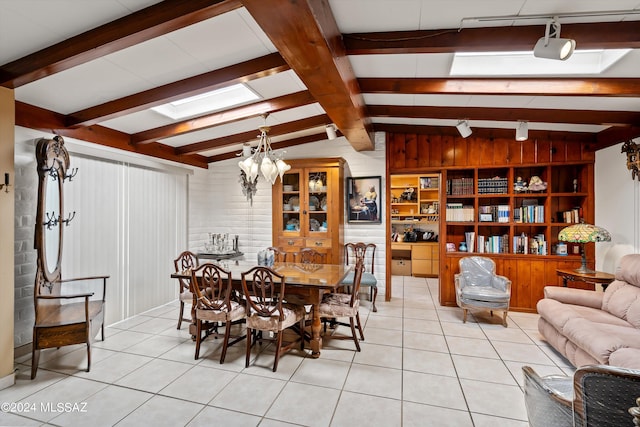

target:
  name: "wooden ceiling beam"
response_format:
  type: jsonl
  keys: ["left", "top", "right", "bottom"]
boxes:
{"left": 15, "top": 101, "right": 209, "bottom": 168}
{"left": 344, "top": 21, "right": 640, "bottom": 54}
{"left": 131, "top": 90, "right": 315, "bottom": 145}
{"left": 594, "top": 126, "right": 640, "bottom": 150}
{"left": 176, "top": 114, "right": 332, "bottom": 155}
{"left": 369, "top": 105, "right": 640, "bottom": 127}
{"left": 360, "top": 77, "right": 640, "bottom": 96}
{"left": 0, "top": 0, "right": 242, "bottom": 88}
{"left": 66, "top": 53, "right": 289, "bottom": 127}
{"left": 242, "top": 0, "right": 374, "bottom": 151}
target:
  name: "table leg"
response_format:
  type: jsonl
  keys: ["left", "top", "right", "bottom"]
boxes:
{"left": 310, "top": 303, "right": 322, "bottom": 358}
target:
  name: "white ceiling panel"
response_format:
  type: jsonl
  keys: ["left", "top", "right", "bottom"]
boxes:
{"left": 103, "top": 35, "right": 209, "bottom": 87}
{"left": 330, "top": 0, "right": 423, "bottom": 32}
{"left": 0, "top": 0, "right": 161, "bottom": 64}
{"left": 100, "top": 110, "right": 175, "bottom": 134}
{"left": 15, "top": 58, "right": 151, "bottom": 113}
{"left": 350, "top": 54, "right": 418, "bottom": 78}
{"left": 465, "top": 95, "right": 537, "bottom": 108}
{"left": 527, "top": 96, "right": 640, "bottom": 111}
{"left": 267, "top": 104, "right": 326, "bottom": 125}
{"left": 164, "top": 10, "right": 274, "bottom": 72}
{"left": 245, "top": 70, "right": 307, "bottom": 99}
{"left": 362, "top": 93, "right": 418, "bottom": 106}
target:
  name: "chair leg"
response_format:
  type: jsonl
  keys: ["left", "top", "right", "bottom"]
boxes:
{"left": 31, "top": 348, "right": 40, "bottom": 380}
{"left": 371, "top": 287, "right": 378, "bottom": 312}
{"left": 220, "top": 321, "right": 231, "bottom": 364}
{"left": 502, "top": 311, "right": 508, "bottom": 327}
{"left": 86, "top": 341, "right": 91, "bottom": 372}
{"left": 245, "top": 327, "right": 252, "bottom": 368}
{"left": 355, "top": 312, "right": 365, "bottom": 341}
{"left": 349, "top": 317, "right": 361, "bottom": 352}
{"left": 273, "top": 331, "right": 284, "bottom": 372}
{"left": 194, "top": 320, "right": 202, "bottom": 360}
{"left": 462, "top": 308, "right": 468, "bottom": 323}
{"left": 299, "top": 319, "right": 305, "bottom": 351}
{"left": 177, "top": 301, "right": 185, "bottom": 329}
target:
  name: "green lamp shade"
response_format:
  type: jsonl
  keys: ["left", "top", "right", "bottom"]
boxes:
{"left": 558, "top": 223, "right": 611, "bottom": 243}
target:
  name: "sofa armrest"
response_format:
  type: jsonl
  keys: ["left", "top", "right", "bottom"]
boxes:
{"left": 543, "top": 286, "right": 603, "bottom": 309}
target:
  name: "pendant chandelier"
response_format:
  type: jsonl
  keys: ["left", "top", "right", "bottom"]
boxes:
{"left": 238, "top": 113, "right": 290, "bottom": 185}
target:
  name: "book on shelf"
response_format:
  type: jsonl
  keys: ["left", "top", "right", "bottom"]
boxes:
{"left": 513, "top": 233, "right": 547, "bottom": 255}
{"left": 478, "top": 205, "right": 510, "bottom": 222}
{"left": 483, "top": 234, "right": 509, "bottom": 254}
{"left": 558, "top": 207, "right": 581, "bottom": 223}
{"left": 477, "top": 177, "right": 508, "bottom": 194}
{"left": 515, "top": 205, "right": 545, "bottom": 223}
{"left": 446, "top": 177, "right": 474, "bottom": 195}
{"left": 445, "top": 203, "right": 475, "bottom": 222}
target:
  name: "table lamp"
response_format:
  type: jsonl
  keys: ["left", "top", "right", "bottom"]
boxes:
{"left": 558, "top": 222, "right": 611, "bottom": 274}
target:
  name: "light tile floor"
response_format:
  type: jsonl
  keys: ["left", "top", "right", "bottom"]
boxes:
{"left": 2, "top": 275, "right": 575, "bottom": 426}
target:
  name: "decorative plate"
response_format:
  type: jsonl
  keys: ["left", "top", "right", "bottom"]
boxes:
{"left": 288, "top": 196, "right": 299, "bottom": 208}
{"left": 309, "top": 195, "right": 319, "bottom": 209}
{"left": 309, "top": 218, "right": 320, "bottom": 231}
{"left": 321, "top": 196, "right": 328, "bottom": 211}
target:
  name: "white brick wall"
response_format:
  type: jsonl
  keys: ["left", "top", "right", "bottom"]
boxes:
{"left": 13, "top": 154, "right": 38, "bottom": 347}
{"left": 188, "top": 134, "right": 387, "bottom": 294}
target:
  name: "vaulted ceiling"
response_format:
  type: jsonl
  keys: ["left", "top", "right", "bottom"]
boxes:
{"left": 3, "top": 0, "right": 640, "bottom": 168}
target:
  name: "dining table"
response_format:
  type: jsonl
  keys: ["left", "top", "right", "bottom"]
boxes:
{"left": 171, "top": 259, "right": 352, "bottom": 358}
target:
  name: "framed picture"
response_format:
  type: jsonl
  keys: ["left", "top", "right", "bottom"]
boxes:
{"left": 347, "top": 176, "right": 381, "bottom": 223}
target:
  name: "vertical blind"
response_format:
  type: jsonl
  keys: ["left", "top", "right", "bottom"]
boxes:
{"left": 62, "top": 155, "right": 187, "bottom": 325}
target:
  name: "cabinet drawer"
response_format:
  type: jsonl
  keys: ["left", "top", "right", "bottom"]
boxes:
{"left": 278, "top": 237, "right": 304, "bottom": 249}
{"left": 412, "top": 244, "right": 432, "bottom": 260}
{"left": 305, "top": 238, "right": 332, "bottom": 249}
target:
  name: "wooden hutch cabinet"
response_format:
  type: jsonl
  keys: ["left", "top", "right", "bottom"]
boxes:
{"left": 386, "top": 132, "right": 595, "bottom": 312}
{"left": 272, "top": 158, "right": 345, "bottom": 264}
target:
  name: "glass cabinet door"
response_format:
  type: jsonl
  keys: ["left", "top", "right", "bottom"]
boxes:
{"left": 306, "top": 169, "right": 329, "bottom": 236}
{"left": 281, "top": 169, "right": 302, "bottom": 235}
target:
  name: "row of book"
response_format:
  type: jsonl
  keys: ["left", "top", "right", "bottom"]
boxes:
{"left": 446, "top": 178, "right": 474, "bottom": 195}
{"left": 513, "top": 233, "right": 548, "bottom": 255}
{"left": 478, "top": 205, "right": 510, "bottom": 223}
{"left": 559, "top": 208, "right": 581, "bottom": 223}
{"left": 513, "top": 205, "right": 545, "bottom": 223}
{"left": 477, "top": 177, "right": 508, "bottom": 194}
{"left": 476, "top": 234, "right": 510, "bottom": 254}
{"left": 445, "top": 203, "right": 475, "bottom": 222}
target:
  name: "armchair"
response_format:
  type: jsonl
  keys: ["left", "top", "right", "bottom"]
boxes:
{"left": 523, "top": 364, "right": 640, "bottom": 427}
{"left": 454, "top": 256, "right": 511, "bottom": 327}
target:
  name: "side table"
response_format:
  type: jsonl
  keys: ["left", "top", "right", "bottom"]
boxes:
{"left": 556, "top": 268, "right": 615, "bottom": 291}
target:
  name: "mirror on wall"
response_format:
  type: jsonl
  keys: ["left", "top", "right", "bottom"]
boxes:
{"left": 35, "top": 136, "right": 70, "bottom": 285}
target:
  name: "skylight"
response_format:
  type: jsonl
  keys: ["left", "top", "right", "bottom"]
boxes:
{"left": 151, "top": 83, "right": 260, "bottom": 120}
{"left": 450, "top": 49, "right": 631, "bottom": 76}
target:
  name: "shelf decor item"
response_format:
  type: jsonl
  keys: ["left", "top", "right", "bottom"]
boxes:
{"left": 347, "top": 176, "right": 381, "bottom": 223}
{"left": 558, "top": 222, "right": 611, "bottom": 274}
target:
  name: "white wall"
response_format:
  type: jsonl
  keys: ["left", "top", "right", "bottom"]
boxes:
{"left": 188, "top": 134, "right": 388, "bottom": 293}
{"left": 595, "top": 141, "right": 639, "bottom": 273}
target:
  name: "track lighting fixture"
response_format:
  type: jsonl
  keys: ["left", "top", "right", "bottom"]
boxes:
{"left": 516, "top": 121, "right": 528, "bottom": 141}
{"left": 325, "top": 124, "right": 337, "bottom": 140}
{"left": 533, "top": 17, "right": 576, "bottom": 60}
{"left": 456, "top": 120, "right": 472, "bottom": 138}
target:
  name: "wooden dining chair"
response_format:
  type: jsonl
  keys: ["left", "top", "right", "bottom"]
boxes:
{"left": 294, "top": 248, "right": 327, "bottom": 264}
{"left": 173, "top": 251, "right": 199, "bottom": 329}
{"left": 191, "top": 263, "right": 246, "bottom": 364}
{"left": 341, "top": 242, "right": 378, "bottom": 312}
{"left": 267, "top": 247, "right": 289, "bottom": 263}
{"left": 319, "top": 260, "right": 365, "bottom": 351}
{"left": 241, "top": 266, "right": 306, "bottom": 372}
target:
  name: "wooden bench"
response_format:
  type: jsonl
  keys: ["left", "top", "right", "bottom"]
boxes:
{"left": 32, "top": 275, "right": 108, "bottom": 379}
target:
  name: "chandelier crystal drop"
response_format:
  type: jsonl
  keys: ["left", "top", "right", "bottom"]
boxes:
{"left": 238, "top": 114, "right": 290, "bottom": 185}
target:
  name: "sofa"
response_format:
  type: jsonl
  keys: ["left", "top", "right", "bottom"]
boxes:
{"left": 537, "top": 254, "right": 640, "bottom": 369}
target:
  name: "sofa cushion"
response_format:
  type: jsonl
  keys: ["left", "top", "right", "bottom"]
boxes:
{"left": 608, "top": 348, "right": 640, "bottom": 370}
{"left": 537, "top": 299, "right": 631, "bottom": 333}
{"left": 615, "top": 254, "right": 640, "bottom": 287}
{"left": 562, "top": 318, "right": 640, "bottom": 364}
{"left": 602, "top": 280, "right": 640, "bottom": 328}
